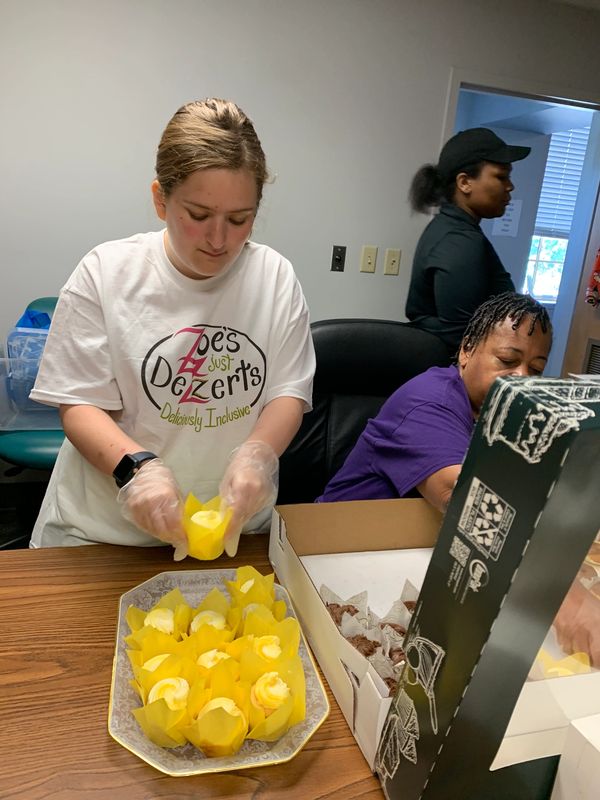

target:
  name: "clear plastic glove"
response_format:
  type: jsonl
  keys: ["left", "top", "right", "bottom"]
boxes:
{"left": 553, "top": 578, "right": 600, "bottom": 668}
{"left": 117, "top": 458, "right": 188, "bottom": 561}
{"left": 218, "top": 440, "right": 279, "bottom": 557}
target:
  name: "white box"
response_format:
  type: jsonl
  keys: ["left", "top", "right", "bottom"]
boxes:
{"left": 551, "top": 715, "right": 600, "bottom": 800}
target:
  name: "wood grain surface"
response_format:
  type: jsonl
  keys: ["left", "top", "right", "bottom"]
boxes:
{"left": 0, "top": 537, "right": 383, "bottom": 799}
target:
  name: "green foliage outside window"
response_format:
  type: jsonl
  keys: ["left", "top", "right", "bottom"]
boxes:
{"left": 522, "top": 235, "right": 568, "bottom": 303}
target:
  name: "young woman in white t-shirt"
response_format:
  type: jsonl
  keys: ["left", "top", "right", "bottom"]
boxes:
{"left": 31, "top": 99, "right": 315, "bottom": 558}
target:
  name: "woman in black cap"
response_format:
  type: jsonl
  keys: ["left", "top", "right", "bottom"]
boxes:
{"left": 405, "top": 127, "right": 531, "bottom": 356}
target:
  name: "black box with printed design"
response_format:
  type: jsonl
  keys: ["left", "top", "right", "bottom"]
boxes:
{"left": 375, "top": 376, "right": 600, "bottom": 800}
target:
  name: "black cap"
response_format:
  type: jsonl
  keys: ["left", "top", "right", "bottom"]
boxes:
{"left": 438, "top": 127, "right": 531, "bottom": 179}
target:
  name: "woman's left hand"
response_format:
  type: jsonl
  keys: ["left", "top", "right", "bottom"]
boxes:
{"left": 219, "top": 440, "right": 279, "bottom": 557}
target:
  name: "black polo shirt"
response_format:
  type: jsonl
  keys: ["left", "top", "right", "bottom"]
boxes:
{"left": 405, "top": 203, "right": 515, "bottom": 355}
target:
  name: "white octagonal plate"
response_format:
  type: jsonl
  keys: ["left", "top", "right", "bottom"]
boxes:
{"left": 108, "top": 568, "right": 330, "bottom": 775}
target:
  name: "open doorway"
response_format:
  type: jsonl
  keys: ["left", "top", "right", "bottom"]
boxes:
{"left": 452, "top": 85, "right": 600, "bottom": 376}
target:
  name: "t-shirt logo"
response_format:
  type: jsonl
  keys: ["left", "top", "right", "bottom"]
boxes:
{"left": 141, "top": 324, "right": 266, "bottom": 432}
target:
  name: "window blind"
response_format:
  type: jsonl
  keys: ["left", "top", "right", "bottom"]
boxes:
{"left": 534, "top": 127, "right": 591, "bottom": 237}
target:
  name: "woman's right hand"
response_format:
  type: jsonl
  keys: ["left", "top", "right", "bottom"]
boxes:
{"left": 117, "top": 458, "right": 188, "bottom": 559}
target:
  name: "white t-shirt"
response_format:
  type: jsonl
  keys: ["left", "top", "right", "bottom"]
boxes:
{"left": 30, "top": 231, "right": 315, "bottom": 547}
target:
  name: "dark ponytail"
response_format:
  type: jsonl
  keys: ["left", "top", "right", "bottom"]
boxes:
{"left": 408, "top": 161, "right": 486, "bottom": 214}
{"left": 408, "top": 164, "right": 443, "bottom": 213}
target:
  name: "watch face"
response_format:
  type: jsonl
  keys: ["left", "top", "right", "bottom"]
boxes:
{"left": 113, "top": 452, "right": 156, "bottom": 487}
{"left": 114, "top": 454, "right": 135, "bottom": 482}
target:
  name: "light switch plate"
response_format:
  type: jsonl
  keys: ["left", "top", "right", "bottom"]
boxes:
{"left": 331, "top": 244, "right": 346, "bottom": 272}
{"left": 383, "top": 248, "right": 401, "bottom": 276}
{"left": 360, "top": 245, "right": 378, "bottom": 273}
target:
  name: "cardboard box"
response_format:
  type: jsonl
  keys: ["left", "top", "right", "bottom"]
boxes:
{"left": 269, "top": 498, "right": 441, "bottom": 768}
{"left": 270, "top": 376, "right": 600, "bottom": 799}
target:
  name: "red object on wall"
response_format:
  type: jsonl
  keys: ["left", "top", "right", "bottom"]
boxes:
{"left": 586, "top": 248, "right": 600, "bottom": 307}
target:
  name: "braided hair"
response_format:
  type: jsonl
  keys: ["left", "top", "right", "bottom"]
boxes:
{"left": 461, "top": 292, "right": 552, "bottom": 355}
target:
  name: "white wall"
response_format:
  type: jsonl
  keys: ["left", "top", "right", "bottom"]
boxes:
{"left": 3, "top": 0, "right": 600, "bottom": 345}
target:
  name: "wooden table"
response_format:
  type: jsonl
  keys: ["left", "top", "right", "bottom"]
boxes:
{"left": 0, "top": 536, "right": 383, "bottom": 799}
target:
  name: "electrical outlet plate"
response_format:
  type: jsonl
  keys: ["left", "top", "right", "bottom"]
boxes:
{"left": 383, "top": 248, "right": 401, "bottom": 276}
{"left": 331, "top": 245, "right": 346, "bottom": 272}
{"left": 360, "top": 245, "right": 377, "bottom": 273}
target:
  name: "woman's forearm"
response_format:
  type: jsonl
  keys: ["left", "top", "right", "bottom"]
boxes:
{"left": 59, "top": 404, "right": 146, "bottom": 476}
{"left": 416, "top": 464, "right": 461, "bottom": 513}
{"left": 246, "top": 396, "right": 305, "bottom": 457}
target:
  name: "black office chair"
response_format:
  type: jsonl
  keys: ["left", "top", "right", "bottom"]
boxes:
{"left": 277, "top": 319, "right": 450, "bottom": 504}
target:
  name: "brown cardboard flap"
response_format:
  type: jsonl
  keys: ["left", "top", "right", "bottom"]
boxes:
{"left": 275, "top": 499, "right": 442, "bottom": 556}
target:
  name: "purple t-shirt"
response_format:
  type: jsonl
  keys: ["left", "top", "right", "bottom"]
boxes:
{"left": 318, "top": 365, "right": 474, "bottom": 502}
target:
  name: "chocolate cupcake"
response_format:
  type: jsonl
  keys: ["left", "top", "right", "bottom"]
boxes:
{"left": 326, "top": 602, "right": 359, "bottom": 627}
{"left": 346, "top": 634, "right": 381, "bottom": 658}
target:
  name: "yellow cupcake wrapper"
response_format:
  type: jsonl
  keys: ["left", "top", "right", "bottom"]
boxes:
{"left": 131, "top": 653, "right": 201, "bottom": 704}
{"left": 248, "top": 693, "right": 295, "bottom": 742}
{"left": 183, "top": 494, "right": 232, "bottom": 561}
{"left": 125, "top": 625, "right": 179, "bottom": 655}
{"left": 126, "top": 590, "right": 193, "bottom": 644}
{"left": 133, "top": 699, "right": 190, "bottom": 748}
{"left": 183, "top": 627, "right": 235, "bottom": 660}
{"left": 226, "top": 566, "right": 277, "bottom": 610}
{"left": 241, "top": 606, "right": 300, "bottom": 657}
{"left": 197, "top": 653, "right": 241, "bottom": 682}
{"left": 184, "top": 704, "right": 248, "bottom": 757}
{"left": 194, "top": 587, "right": 231, "bottom": 619}
{"left": 536, "top": 647, "right": 591, "bottom": 678}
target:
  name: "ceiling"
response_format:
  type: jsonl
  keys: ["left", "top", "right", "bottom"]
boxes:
{"left": 458, "top": 89, "right": 596, "bottom": 136}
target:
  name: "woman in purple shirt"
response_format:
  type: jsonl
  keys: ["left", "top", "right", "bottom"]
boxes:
{"left": 319, "top": 293, "right": 552, "bottom": 512}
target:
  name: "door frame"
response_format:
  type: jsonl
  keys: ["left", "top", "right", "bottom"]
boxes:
{"left": 441, "top": 68, "right": 600, "bottom": 376}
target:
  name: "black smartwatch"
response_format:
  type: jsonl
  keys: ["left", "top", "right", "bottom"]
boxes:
{"left": 113, "top": 451, "right": 158, "bottom": 488}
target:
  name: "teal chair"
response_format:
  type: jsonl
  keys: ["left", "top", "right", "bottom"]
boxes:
{"left": 0, "top": 297, "right": 64, "bottom": 547}
{"left": 0, "top": 429, "right": 65, "bottom": 471}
